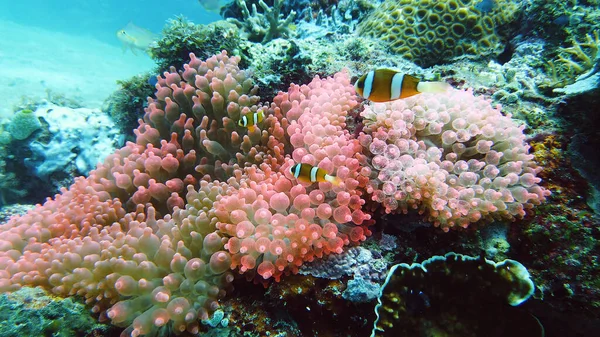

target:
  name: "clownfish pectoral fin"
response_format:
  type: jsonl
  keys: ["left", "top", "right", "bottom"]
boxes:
{"left": 324, "top": 174, "right": 342, "bottom": 186}
{"left": 247, "top": 125, "right": 256, "bottom": 133}
{"left": 416, "top": 81, "right": 451, "bottom": 94}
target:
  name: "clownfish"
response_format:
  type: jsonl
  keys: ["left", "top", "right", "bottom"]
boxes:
{"left": 354, "top": 69, "right": 450, "bottom": 102}
{"left": 289, "top": 163, "right": 342, "bottom": 186}
{"left": 238, "top": 110, "right": 265, "bottom": 132}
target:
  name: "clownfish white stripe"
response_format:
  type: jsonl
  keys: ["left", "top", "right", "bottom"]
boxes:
{"left": 253, "top": 112, "right": 258, "bottom": 125}
{"left": 390, "top": 73, "right": 404, "bottom": 100}
{"left": 362, "top": 70, "right": 375, "bottom": 99}
{"left": 293, "top": 163, "right": 301, "bottom": 178}
{"left": 310, "top": 166, "right": 319, "bottom": 182}
{"left": 241, "top": 115, "right": 248, "bottom": 126}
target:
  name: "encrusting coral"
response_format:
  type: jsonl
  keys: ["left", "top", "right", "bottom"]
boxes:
{"left": 0, "top": 51, "right": 548, "bottom": 336}
{"left": 358, "top": 0, "right": 523, "bottom": 66}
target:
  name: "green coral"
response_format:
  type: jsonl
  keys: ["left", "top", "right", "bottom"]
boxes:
{"left": 0, "top": 287, "right": 112, "bottom": 337}
{"left": 149, "top": 17, "right": 242, "bottom": 71}
{"left": 0, "top": 123, "right": 26, "bottom": 207}
{"left": 103, "top": 73, "right": 155, "bottom": 136}
{"left": 227, "top": 0, "right": 297, "bottom": 43}
{"left": 546, "top": 30, "right": 599, "bottom": 87}
{"left": 244, "top": 39, "right": 311, "bottom": 96}
{"left": 7, "top": 109, "right": 41, "bottom": 141}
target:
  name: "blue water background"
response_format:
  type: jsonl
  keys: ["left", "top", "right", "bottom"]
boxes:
{"left": 0, "top": 0, "right": 221, "bottom": 45}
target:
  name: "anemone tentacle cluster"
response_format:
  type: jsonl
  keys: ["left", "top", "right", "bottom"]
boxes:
{"left": 216, "top": 72, "right": 373, "bottom": 281}
{"left": 0, "top": 52, "right": 373, "bottom": 336}
{"left": 358, "top": 89, "right": 550, "bottom": 230}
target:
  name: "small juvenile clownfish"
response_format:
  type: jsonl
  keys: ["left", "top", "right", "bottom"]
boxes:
{"left": 354, "top": 69, "right": 450, "bottom": 102}
{"left": 289, "top": 163, "right": 342, "bottom": 186}
{"left": 238, "top": 110, "right": 265, "bottom": 132}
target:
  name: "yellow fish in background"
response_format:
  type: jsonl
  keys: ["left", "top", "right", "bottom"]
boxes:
{"left": 289, "top": 163, "right": 342, "bottom": 186}
{"left": 238, "top": 110, "right": 265, "bottom": 132}
{"left": 198, "top": 0, "right": 234, "bottom": 13}
{"left": 354, "top": 69, "right": 450, "bottom": 102}
{"left": 116, "top": 22, "right": 158, "bottom": 56}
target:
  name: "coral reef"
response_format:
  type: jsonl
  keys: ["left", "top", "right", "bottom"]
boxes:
{"left": 0, "top": 287, "right": 114, "bottom": 336}
{"left": 556, "top": 31, "right": 599, "bottom": 76}
{"left": 243, "top": 39, "right": 312, "bottom": 97}
{"left": 0, "top": 205, "right": 33, "bottom": 225}
{"left": 358, "top": 0, "right": 523, "bottom": 67}
{"left": 512, "top": 133, "right": 600, "bottom": 334}
{"left": 0, "top": 132, "right": 27, "bottom": 206}
{"left": 227, "top": 0, "right": 297, "bottom": 43}
{"left": 517, "top": 0, "right": 600, "bottom": 90}
{"left": 295, "top": 0, "right": 379, "bottom": 36}
{"left": 300, "top": 244, "right": 390, "bottom": 302}
{"left": 1, "top": 0, "right": 599, "bottom": 334}
{"left": 103, "top": 73, "right": 156, "bottom": 136}
{"left": 2, "top": 104, "right": 120, "bottom": 204}
{"left": 150, "top": 17, "right": 242, "bottom": 71}
{"left": 547, "top": 30, "right": 600, "bottom": 89}
{"left": 6, "top": 109, "right": 41, "bottom": 141}
{"left": 0, "top": 49, "right": 552, "bottom": 336}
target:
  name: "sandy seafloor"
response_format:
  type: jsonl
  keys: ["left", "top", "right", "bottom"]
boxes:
{"left": 0, "top": 20, "right": 155, "bottom": 119}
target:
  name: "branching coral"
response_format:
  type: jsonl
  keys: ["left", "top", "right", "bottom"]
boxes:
{"left": 227, "top": 0, "right": 297, "bottom": 43}
{"left": 558, "top": 31, "right": 599, "bottom": 72}
{"left": 545, "top": 31, "right": 600, "bottom": 88}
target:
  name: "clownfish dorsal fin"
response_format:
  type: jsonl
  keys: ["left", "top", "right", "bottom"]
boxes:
{"left": 377, "top": 68, "right": 400, "bottom": 76}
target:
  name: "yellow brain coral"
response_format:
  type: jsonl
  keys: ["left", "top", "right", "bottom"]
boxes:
{"left": 358, "top": 0, "right": 522, "bottom": 67}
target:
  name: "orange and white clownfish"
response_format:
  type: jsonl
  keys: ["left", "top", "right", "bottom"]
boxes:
{"left": 238, "top": 110, "right": 265, "bottom": 132}
{"left": 354, "top": 69, "right": 450, "bottom": 102}
{"left": 289, "top": 163, "right": 342, "bottom": 186}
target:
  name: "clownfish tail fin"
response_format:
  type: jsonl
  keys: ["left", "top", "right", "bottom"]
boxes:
{"left": 324, "top": 174, "right": 342, "bottom": 186}
{"left": 417, "top": 81, "right": 451, "bottom": 94}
